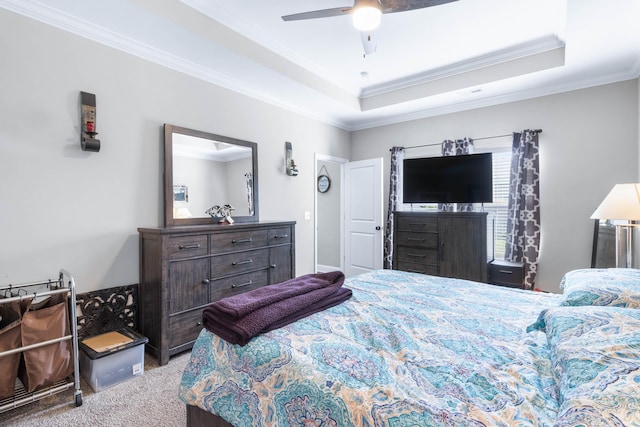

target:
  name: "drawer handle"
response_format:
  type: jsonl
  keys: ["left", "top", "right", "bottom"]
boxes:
{"left": 270, "top": 264, "right": 276, "bottom": 269}
{"left": 196, "top": 321, "right": 202, "bottom": 327}
{"left": 498, "top": 270, "right": 513, "bottom": 274}
{"left": 274, "top": 234, "right": 288, "bottom": 239}
{"left": 232, "top": 258, "right": 253, "bottom": 266}
{"left": 202, "top": 279, "right": 210, "bottom": 285}
{"left": 407, "top": 253, "right": 426, "bottom": 258}
{"left": 232, "top": 280, "right": 253, "bottom": 289}
{"left": 408, "top": 222, "right": 427, "bottom": 226}
{"left": 440, "top": 242, "right": 445, "bottom": 261}
{"left": 178, "top": 244, "right": 201, "bottom": 250}
{"left": 406, "top": 238, "right": 426, "bottom": 242}
{"left": 232, "top": 238, "right": 253, "bottom": 244}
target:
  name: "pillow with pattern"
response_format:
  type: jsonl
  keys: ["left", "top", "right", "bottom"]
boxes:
{"left": 559, "top": 268, "right": 640, "bottom": 308}
{"left": 528, "top": 305, "right": 640, "bottom": 425}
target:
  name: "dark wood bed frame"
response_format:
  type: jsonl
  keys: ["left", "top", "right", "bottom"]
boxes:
{"left": 187, "top": 404, "right": 234, "bottom": 427}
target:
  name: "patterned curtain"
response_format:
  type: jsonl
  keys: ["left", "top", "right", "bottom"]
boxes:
{"left": 439, "top": 138, "right": 474, "bottom": 212}
{"left": 384, "top": 147, "right": 404, "bottom": 269}
{"left": 505, "top": 130, "right": 541, "bottom": 290}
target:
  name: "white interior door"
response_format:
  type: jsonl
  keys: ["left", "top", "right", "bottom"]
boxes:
{"left": 345, "top": 158, "right": 383, "bottom": 277}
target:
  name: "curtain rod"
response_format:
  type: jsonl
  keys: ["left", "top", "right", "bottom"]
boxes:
{"left": 394, "top": 129, "right": 543, "bottom": 151}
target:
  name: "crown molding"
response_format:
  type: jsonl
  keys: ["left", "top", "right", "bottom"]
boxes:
{"left": 0, "top": 0, "right": 353, "bottom": 130}
{"left": 2, "top": 0, "right": 637, "bottom": 133}
{"left": 179, "top": 0, "right": 360, "bottom": 96}
{"left": 360, "top": 35, "right": 565, "bottom": 98}
{"left": 350, "top": 69, "right": 640, "bottom": 131}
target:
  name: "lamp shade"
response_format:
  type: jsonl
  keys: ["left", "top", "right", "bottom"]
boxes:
{"left": 591, "top": 183, "right": 640, "bottom": 220}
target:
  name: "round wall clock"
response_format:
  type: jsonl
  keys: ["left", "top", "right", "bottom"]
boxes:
{"left": 317, "top": 175, "right": 331, "bottom": 193}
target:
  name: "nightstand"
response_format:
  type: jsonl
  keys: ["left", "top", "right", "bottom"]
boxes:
{"left": 488, "top": 260, "right": 524, "bottom": 289}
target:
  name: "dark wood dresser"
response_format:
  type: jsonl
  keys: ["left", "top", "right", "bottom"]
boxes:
{"left": 138, "top": 221, "right": 295, "bottom": 365}
{"left": 392, "top": 211, "right": 487, "bottom": 283}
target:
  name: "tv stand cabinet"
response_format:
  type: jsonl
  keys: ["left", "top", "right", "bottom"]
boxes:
{"left": 392, "top": 211, "right": 487, "bottom": 283}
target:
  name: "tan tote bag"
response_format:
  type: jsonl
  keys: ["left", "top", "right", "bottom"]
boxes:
{"left": 18, "top": 294, "right": 73, "bottom": 392}
{"left": 0, "top": 301, "right": 23, "bottom": 399}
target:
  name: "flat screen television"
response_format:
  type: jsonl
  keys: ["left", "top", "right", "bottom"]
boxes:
{"left": 403, "top": 153, "right": 493, "bottom": 204}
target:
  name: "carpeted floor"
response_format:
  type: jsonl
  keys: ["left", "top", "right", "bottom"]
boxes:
{"left": 0, "top": 351, "right": 191, "bottom": 426}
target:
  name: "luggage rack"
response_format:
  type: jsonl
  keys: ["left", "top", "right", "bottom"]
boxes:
{"left": 0, "top": 270, "right": 83, "bottom": 413}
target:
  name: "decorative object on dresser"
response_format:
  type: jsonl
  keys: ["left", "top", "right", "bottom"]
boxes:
{"left": 488, "top": 259, "right": 525, "bottom": 289}
{"left": 392, "top": 211, "right": 487, "bottom": 283}
{"left": 138, "top": 221, "right": 296, "bottom": 365}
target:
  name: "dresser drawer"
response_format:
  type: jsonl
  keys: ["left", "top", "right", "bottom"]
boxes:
{"left": 210, "top": 230, "right": 268, "bottom": 254}
{"left": 396, "top": 261, "right": 438, "bottom": 276}
{"left": 396, "top": 246, "right": 438, "bottom": 265}
{"left": 211, "top": 248, "right": 269, "bottom": 277}
{"left": 169, "top": 235, "right": 208, "bottom": 259}
{"left": 268, "top": 227, "right": 292, "bottom": 245}
{"left": 489, "top": 260, "right": 524, "bottom": 288}
{"left": 397, "top": 216, "right": 438, "bottom": 232}
{"left": 210, "top": 269, "right": 269, "bottom": 301}
{"left": 396, "top": 231, "right": 438, "bottom": 248}
{"left": 169, "top": 309, "right": 204, "bottom": 349}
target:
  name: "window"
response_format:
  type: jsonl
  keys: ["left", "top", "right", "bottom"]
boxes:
{"left": 484, "top": 149, "right": 511, "bottom": 260}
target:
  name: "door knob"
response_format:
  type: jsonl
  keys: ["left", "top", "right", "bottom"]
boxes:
{"left": 375, "top": 226, "right": 381, "bottom": 230}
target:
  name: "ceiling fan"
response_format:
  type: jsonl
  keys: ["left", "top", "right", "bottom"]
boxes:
{"left": 282, "top": 0, "right": 458, "bottom": 55}
{"left": 281, "top": 0, "right": 458, "bottom": 31}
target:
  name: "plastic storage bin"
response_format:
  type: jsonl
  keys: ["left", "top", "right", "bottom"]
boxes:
{"left": 79, "top": 328, "right": 148, "bottom": 392}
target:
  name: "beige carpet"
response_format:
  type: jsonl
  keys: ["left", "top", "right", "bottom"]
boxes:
{"left": 0, "top": 351, "right": 191, "bottom": 427}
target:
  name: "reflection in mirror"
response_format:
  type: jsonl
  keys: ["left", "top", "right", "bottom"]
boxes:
{"left": 164, "top": 124, "right": 258, "bottom": 227}
{"left": 591, "top": 219, "right": 616, "bottom": 268}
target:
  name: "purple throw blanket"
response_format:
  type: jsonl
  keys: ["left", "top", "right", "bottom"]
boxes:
{"left": 202, "top": 271, "right": 351, "bottom": 346}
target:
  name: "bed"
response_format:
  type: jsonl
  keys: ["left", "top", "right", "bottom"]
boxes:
{"left": 179, "top": 268, "right": 640, "bottom": 426}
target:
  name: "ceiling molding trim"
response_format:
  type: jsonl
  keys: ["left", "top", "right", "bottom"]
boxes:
{"left": 0, "top": 0, "right": 353, "bottom": 130}
{"left": 360, "top": 35, "right": 565, "bottom": 98}
{"left": 179, "top": 0, "right": 359, "bottom": 96}
{"left": 351, "top": 71, "right": 639, "bottom": 131}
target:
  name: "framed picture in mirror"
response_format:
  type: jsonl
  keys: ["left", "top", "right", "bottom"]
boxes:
{"left": 173, "top": 185, "right": 188, "bottom": 203}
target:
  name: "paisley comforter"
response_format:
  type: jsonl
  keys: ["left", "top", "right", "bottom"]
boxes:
{"left": 179, "top": 269, "right": 640, "bottom": 426}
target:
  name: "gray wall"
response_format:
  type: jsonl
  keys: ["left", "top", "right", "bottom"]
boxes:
{"left": 0, "top": 9, "right": 350, "bottom": 290}
{"left": 317, "top": 160, "right": 342, "bottom": 269}
{"left": 352, "top": 80, "right": 639, "bottom": 292}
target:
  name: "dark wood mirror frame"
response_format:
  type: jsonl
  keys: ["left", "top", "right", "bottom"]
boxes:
{"left": 164, "top": 124, "right": 259, "bottom": 227}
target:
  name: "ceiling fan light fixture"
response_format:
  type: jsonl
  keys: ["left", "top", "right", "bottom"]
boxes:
{"left": 352, "top": 0, "right": 382, "bottom": 32}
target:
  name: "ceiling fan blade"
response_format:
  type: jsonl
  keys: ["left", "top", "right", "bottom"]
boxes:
{"left": 380, "top": 0, "right": 458, "bottom": 14}
{"left": 360, "top": 31, "right": 377, "bottom": 56}
{"left": 282, "top": 6, "right": 353, "bottom": 22}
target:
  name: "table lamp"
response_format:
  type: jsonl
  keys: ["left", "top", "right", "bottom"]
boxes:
{"left": 591, "top": 183, "right": 640, "bottom": 268}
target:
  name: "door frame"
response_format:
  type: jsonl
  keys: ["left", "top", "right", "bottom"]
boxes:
{"left": 314, "top": 154, "right": 348, "bottom": 273}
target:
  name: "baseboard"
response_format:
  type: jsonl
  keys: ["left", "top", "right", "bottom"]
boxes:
{"left": 316, "top": 264, "right": 341, "bottom": 273}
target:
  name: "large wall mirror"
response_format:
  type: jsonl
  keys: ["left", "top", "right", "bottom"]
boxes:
{"left": 164, "top": 124, "right": 259, "bottom": 227}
